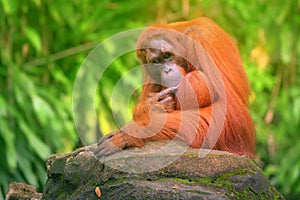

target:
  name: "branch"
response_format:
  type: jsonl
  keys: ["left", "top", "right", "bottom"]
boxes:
{"left": 23, "top": 41, "right": 99, "bottom": 67}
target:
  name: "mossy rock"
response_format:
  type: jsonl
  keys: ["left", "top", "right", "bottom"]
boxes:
{"left": 42, "top": 140, "right": 284, "bottom": 200}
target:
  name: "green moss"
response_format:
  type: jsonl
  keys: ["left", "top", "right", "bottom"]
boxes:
{"left": 156, "top": 177, "right": 214, "bottom": 186}
{"left": 66, "top": 156, "right": 74, "bottom": 163}
{"left": 182, "top": 153, "right": 198, "bottom": 157}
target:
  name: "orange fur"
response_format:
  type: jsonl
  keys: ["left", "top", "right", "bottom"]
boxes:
{"left": 111, "top": 17, "right": 255, "bottom": 158}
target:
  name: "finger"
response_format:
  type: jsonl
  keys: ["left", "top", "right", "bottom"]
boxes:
{"left": 95, "top": 139, "right": 111, "bottom": 158}
{"left": 148, "top": 92, "right": 156, "bottom": 98}
{"left": 157, "top": 88, "right": 173, "bottom": 99}
{"left": 97, "top": 132, "right": 115, "bottom": 145}
{"left": 160, "top": 96, "right": 173, "bottom": 104}
{"left": 96, "top": 140, "right": 121, "bottom": 158}
{"left": 97, "top": 147, "right": 110, "bottom": 158}
{"left": 148, "top": 95, "right": 159, "bottom": 105}
{"left": 102, "top": 145, "right": 120, "bottom": 157}
{"left": 156, "top": 87, "right": 178, "bottom": 100}
{"left": 169, "top": 86, "right": 179, "bottom": 93}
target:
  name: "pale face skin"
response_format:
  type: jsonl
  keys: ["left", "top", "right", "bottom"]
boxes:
{"left": 139, "top": 39, "right": 186, "bottom": 88}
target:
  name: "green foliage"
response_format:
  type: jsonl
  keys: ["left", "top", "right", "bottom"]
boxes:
{"left": 0, "top": 0, "right": 299, "bottom": 199}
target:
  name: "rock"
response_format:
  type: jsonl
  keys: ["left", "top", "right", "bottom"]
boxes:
{"left": 42, "top": 140, "right": 284, "bottom": 200}
{"left": 6, "top": 182, "right": 42, "bottom": 200}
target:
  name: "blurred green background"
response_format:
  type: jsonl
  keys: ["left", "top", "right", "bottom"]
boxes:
{"left": 0, "top": 0, "right": 299, "bottom": 199}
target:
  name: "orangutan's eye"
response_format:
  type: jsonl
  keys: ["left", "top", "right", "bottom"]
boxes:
{"left": 163, "top": 52, "right": 172, "bottom": 59}
{"left": 152, "top": 58, "right": 161, "bottom": 64}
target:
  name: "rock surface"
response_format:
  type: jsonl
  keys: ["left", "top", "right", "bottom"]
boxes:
{"left": 42, "top": 140, "right": 284, "bottom": 200}
{"left": 6, "top": 182, "right": 42, "bottom": 200}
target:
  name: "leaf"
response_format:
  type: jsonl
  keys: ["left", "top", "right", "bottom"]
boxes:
{"left": 24, "top": 26, "right": 41, "bottom": 54}
{"left": 0, "top": 120, "right": 17, "bottom": 170}
{"left": 290, "top": 164, "right": 300, "bottom": 186}
{"left": 279, "top": 24, "right": 293, "bottom": 65}
{"left": 293, "top": 97, "right": 300, "bottom": 124}
{"left": 31, "top": 95, "right": 54, "bottom": 125}
{"left": 32, "top": 0, "right": 41, "bottom": 7}
{"left": 0, "top": 96, "right": 7, "bottom": 117}
{"left": 18, "top": 156, "right": 38, "bottom": 186}
{"left": 48, "top": 4, "right": 62, "bottom": 24}
{"left": 1, "top": 0, "right": 17, "bottom": 14}
{"left": 19, "top": 120, "right": 51, "bottom": 159}
{"left": 50, "top": 67, "right": 70, "bottom": 86}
